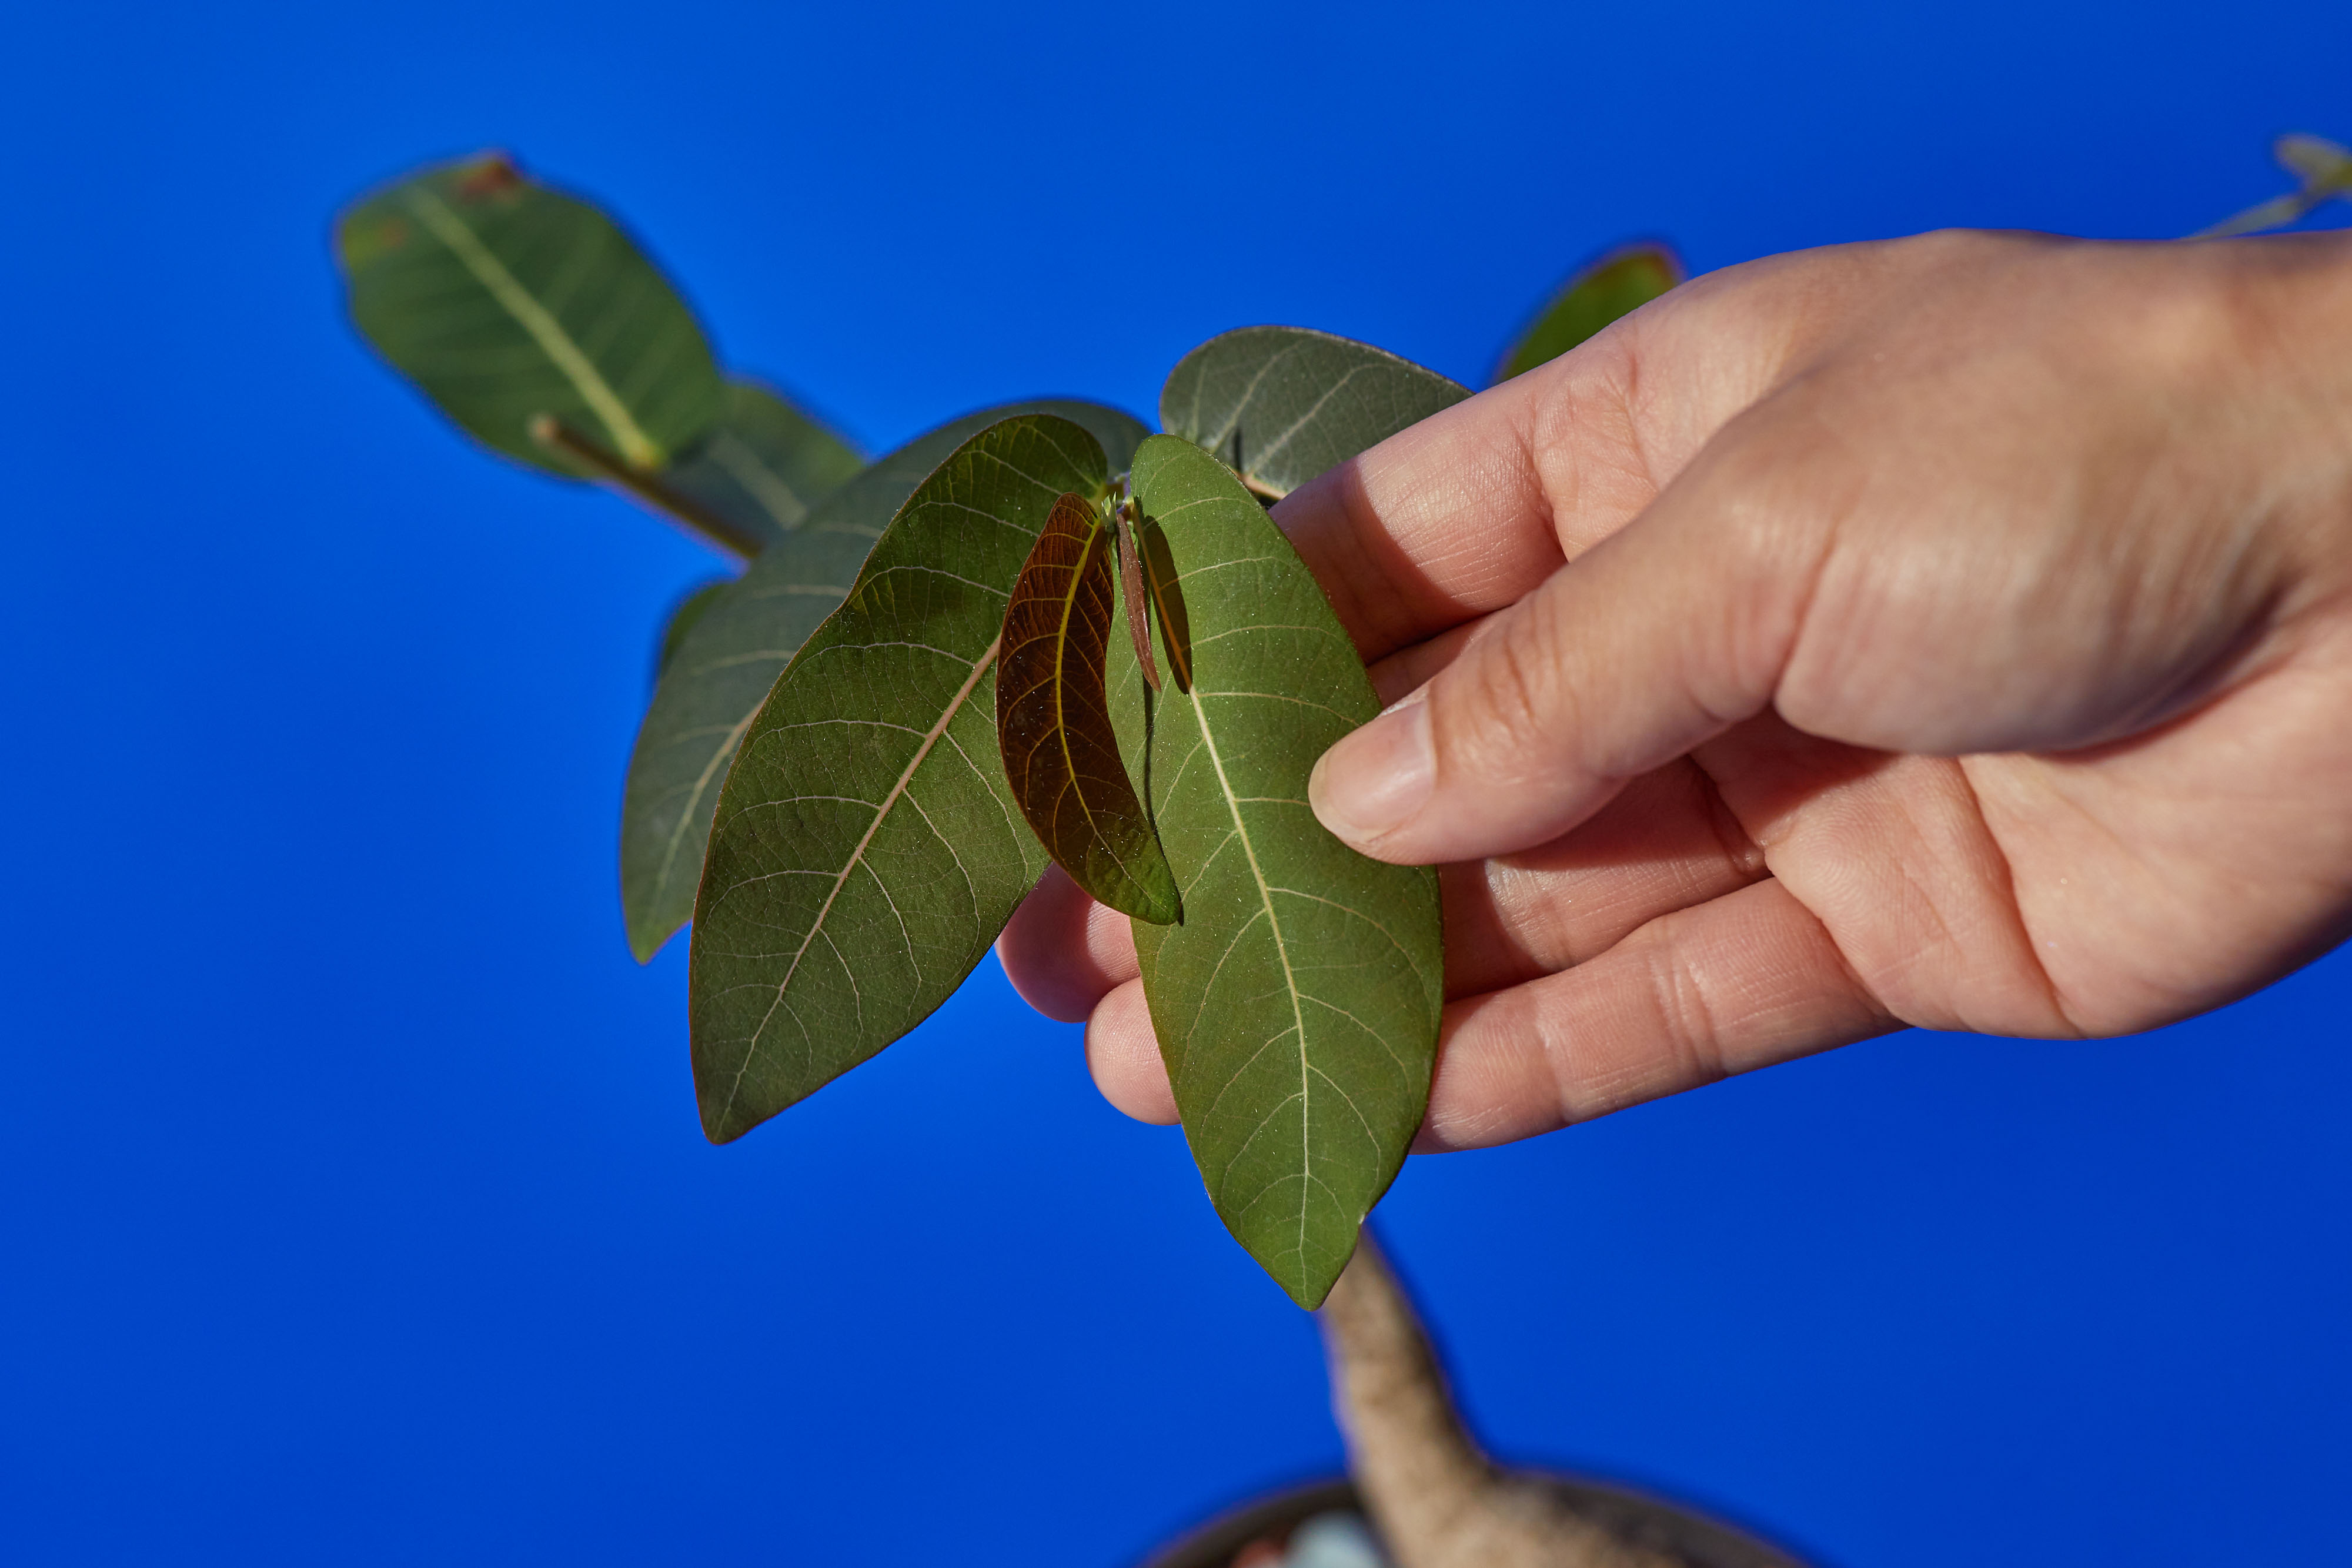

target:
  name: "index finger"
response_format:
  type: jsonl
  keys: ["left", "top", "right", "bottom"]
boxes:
{"left": 1268, "top": 243, "right": 1862, "bottom": 662}
{"left": 1269, "top": 368, "right": 1571, "bottom": 661}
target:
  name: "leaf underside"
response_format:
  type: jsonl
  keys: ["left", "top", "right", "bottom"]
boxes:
{"left": 997, "top": 493, "right": 1180, "bottom": 924}
{"left": 664, "top": 379, "right": 866, "bottom": 554}
{"left": 1494, "top": 242, "right": 1682, "bottom": 385}
{"left": 620, "top": 401, "right": 1148, "bottom": 963}
{"left": 337, "top": 151, "right": 722, "bottom": 475}
{"left": 687, "top": 416, "right": 1124, "bottom": 1141}
{"left": 1158, "top": 326, "right": 1468, "bottom": 499}
{"left": 654, "top": 579, "right": 732, "bottom": 680}
{"left": 1117, "top": 435, "right": 1443, "bottom": 1309}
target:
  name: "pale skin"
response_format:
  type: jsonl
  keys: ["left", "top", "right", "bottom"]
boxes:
{"left": 997, "top": 228, "right": 2352, "bottom": 1151}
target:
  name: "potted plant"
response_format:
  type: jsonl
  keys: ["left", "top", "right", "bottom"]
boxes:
{"left": 336, "top": 148, "right": 1679, "bottom": 1309}
{"left": 335, "top": 138, "right": 2343, "bottom": 1566}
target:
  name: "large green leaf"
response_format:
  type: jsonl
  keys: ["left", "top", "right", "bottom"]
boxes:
{"left": 687, "top": 415, "right": 1126, "bottom": 1139}
{"left": 338, "top": 152, "right": 722, "bottom": 475}
{"left": 664, "top": 379, "right": 866, "bottom": 553}
{"left": 1118, "top": 435, "right": 1444, "bottom": 1309}
{"left": 1158, "top": 327, "right": 1468, "bottom": 499}
{"left": 620, "top": 401, "right": 1147, "bottom": 962}
{"left": 996, "top": 493, "right": 1180, "bottom": 925}
{"left": 1492, "top": 242, "right": 1682, "bottom": 385}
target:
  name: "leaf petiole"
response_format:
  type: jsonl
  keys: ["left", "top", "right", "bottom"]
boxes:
{"left": 528, "top": 415, "right": 766, "bottom": 563}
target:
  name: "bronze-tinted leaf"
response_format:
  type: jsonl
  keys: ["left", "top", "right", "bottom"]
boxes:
{"left": 1114, "top": 509, "right": 1163, "bottom": 693}
{"left": 997, "top": 494, "right": 1180, "bottom": 925}
{"left": 1136, "top": 519, "right": 1192, "bottom": 694}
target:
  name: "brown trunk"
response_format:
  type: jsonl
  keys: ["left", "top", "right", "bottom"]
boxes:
{"left": 1317, "top": 1237, "right": 1686, "bottom": 1568}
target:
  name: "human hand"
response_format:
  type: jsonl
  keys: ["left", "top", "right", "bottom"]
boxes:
{"left": 997, "top": 228, "right": 2352, "bottom": 1150}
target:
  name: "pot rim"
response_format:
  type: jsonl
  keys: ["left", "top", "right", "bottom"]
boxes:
{"left": 1138, "top": 1472, "right": 1816, "bottom": 1568}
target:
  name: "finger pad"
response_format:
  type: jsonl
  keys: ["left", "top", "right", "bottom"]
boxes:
{"left": 1085, "top": 980, "right": 1177, "bottom": 1124}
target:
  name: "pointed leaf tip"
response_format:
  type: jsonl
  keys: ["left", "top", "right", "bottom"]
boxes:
{"left": 998, "top": 494, "right": 1181, "bottom": 925}
{"left": 1124, "top": 434, "right": 1442, "bottom": 1307}
{"left": 687, "top": 414, "right": 1132, "bottom": 1140}
{"left": 620, "top": 400, "right": 1149, "bottom": 968}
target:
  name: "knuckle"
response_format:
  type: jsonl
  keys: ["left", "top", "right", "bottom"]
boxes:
{"left": 1443, "top": 596, "right": 1573, "bottom": 784}
{"left": 1643, "top": 930, "right": 1730, "bottom": 1090}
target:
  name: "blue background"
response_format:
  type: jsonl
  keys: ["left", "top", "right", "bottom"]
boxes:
{"left": 2, "top": 2, "right": 2347, "bottom": 1563}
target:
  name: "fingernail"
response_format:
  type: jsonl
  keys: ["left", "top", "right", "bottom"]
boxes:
{"left": 1310, "top": 697, "right": 1434, "bottom": 847}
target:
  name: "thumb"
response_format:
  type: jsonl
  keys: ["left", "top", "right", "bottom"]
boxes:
{"left": 1308, "top": 431, "right": 1829, "bottom": 865}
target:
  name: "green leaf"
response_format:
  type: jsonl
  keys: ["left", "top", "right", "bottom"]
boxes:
{"left": 2276, "top": 132, "right": 2352, "bottom": 188}
{"left": 1493, "top": 243, "right": 1682, "bottom": 385}
{"left": 1158, "top": 328, "right": 1469, "bottom": 499}
{"left": 620, "top": 400, "right": 1147, "bottom": 963}
{"left": 996, "top": 493, "right": 1180, "bottom": 925}
{"left": 687, "top": 414, "right": 1127, "bottom": 1139}
{"left": 2194, "top": 133, "right": 2352, "bottom": 238}
{"left": 338, "top": 151, "right": 723, "bottom": 476}
{"left": 1118, "top": 435, "right": 1444, "bottom": 1309}
{"left": 654, "top": 579, "right": 733, "bottom": 680}
{"left": 664, "top": 379, "right": 866, "bottom": 553}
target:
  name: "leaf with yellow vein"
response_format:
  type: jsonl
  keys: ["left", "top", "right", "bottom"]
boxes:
{"left": 997, "top": 493, "right": 1180, "bottom": 924}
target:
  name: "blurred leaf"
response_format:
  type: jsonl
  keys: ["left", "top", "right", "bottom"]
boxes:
{"left": 687, "top": 415, "right": 1124, "bottom": 1139}
{"left": 2276, "top": 132, "right": 2352, "bottom": 186}
{"left": 1493, "top": 243, "right": 1682, "bottom": 384}
{"left": 622, "top": 400, "right": 1148, "bottom": 963}
{"left": 2196, "top": 132, "right": 2352, "bottom": 238}
{"left": 338, "top": 151, "right": 722, "bottom": 475}
{"left": 654, "top": 579, "right": 733, "bottom": 680}
{"left": 1119, "top": 435, "right": 1443, "bottom": 1309}
{"left": 1159, "top": 328, "right": 1468, "bottom": 499}
{"left": 996, "top": 493, "right": 1180, "bottom": 925}
{"left": 664, "top": 379, "right": 866, "bottom": 553}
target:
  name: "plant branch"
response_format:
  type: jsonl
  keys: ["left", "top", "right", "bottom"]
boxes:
{"left": 1319, "top": 1235, "right": 1684, "bottom": 1568}
{"left": 529, "top": 415, "right": 761, "bottom": 563}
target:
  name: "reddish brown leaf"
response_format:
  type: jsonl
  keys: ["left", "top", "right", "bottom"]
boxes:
{"left": 1136, "top": 514, "right": 1193, "bottom": 694}
{"left": 1114, "top": 506, "right": 1162, "bottom": 693}
{"left": 996, "top": 493, "right": 1181, "bottom": 924}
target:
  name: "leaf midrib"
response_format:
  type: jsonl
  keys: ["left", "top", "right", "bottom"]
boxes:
{"left": 402, "top": 186, "right": 663, "bottom": 468}
{"left": 714, "top": 636, "right": 1003, "bottom": 1129}
{"left": 1182, "top": 681, "right": 1312, "bottom": 1272}
{"left": 706, "top": 430, "right": 808, "bottom": 530}
{"left": 1197, "top": 345, "right": 1288, "bottom": 462}
{"left": 1240, "top": 363, "right": 1378, "bottom": 483}
{"left": 1048, "top": 524, "right": 1127, "bottom": 878}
